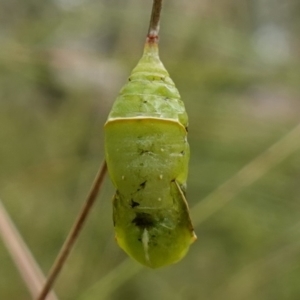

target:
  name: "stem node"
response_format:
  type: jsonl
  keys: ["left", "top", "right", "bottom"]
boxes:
{"left": 147, "top": 0, "right": 163, "bottom": 42}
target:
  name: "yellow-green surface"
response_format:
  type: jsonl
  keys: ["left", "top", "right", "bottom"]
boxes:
{"left": 1, "top": 0, "right": 300, "bottom": 299}
{"left": 106, "top": 119, "right": 194, "bottom": 268}
{"left": 105, "top": 40, "right": 195, "bottom": 268}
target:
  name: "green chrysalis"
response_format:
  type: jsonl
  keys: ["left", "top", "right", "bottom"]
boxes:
{"left": 104, "top": 37, "right": 196, "bottom": 269}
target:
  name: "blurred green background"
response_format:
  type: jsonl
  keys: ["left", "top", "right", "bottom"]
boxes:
{"left": 1, "top": 0, "right": 300, "bottom": 299}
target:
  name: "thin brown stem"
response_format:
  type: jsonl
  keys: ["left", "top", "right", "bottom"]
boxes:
{"left": 0, "top": 200, "right": 58, "bottom": 300}
{"left": 36, "top": 160, "right": 107, "bottom": 300}
{"left": 147, "top": 0, "right": 163, "bottom": 40}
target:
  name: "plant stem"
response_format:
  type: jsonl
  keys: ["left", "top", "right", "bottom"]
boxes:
{"left": 147, "top": 0, "right": 163, "bottom": 41}
{"left": 36, "top": 160, "right": 107, "bottom": 300}
{"left": 0, "top": 199, "right": 58, "bottom": 300}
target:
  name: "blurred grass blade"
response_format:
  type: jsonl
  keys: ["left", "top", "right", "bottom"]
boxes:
{"left": 212, "top": 222, "right": 300, "bottom": 299}
{"left": 80, "top": 259, "right": 184, "bottom": 300}
{"left": 192, "top": 122, "right": 300, "bottom": 226}
{"left": 81, "top": 122, "right": 300, "bottom": 298}
{"left": 79, "top": 259, "right": 142, "bottom": 300}
{"left": 0, "top": 199, "right": 58, "bottom": 300}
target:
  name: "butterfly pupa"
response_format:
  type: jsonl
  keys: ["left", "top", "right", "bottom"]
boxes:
{"left": 104, "top": 37, "right": 196, "bottom": 269}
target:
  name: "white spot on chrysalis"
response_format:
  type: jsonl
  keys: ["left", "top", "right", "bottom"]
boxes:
{"left": 160, "top": 148, "right": 164, "bottom": 152}
{"left": 160, "top": 223, "right": 172, "bottom": 230}
{"left": 158, "top": 198, "right": 162, "bottom": 201}
{"left": 170, "top": 153, "right": 182, "bottom": 157}
{"left": 121, "top": 175, "right": 125, "bottom": 180}
{"left": 159, "top": 174, "right": 163, "bottom": 179}
{"left": 142, "top": 229, "right": 150, "bottom": 262}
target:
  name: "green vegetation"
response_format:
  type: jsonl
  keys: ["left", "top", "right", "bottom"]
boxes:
{"left": 0, "top": 1, "right": 300, "bottom": 299}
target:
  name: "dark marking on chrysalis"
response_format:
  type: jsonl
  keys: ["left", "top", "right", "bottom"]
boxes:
{"left": 130, "top": 199, "right": 140, "bottom": 208}
{"left": 139, "top": 180, "right": 147, "bottom": 189}
{"left": 132, "top": 212, "right": 154, "bottom": 229}
{"left": 134, "top": 180, "right": 147, "bottom": 193}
